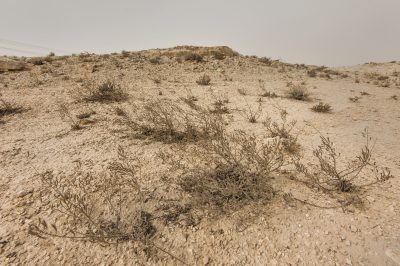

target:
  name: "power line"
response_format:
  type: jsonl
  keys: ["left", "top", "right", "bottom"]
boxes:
{"left": 0, "top": 45, "right": 45, "bottom": 56}
{"left": 0, "top": 38, "right": 71, "bottom": 54}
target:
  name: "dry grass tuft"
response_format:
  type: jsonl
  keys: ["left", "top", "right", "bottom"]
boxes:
{"left": 349, "top": 96, "right": 360, "bottom": 102}
{"left": 29, "top": 151, "right": 152, "bottom": 244}
{"left": 263, "top": 110, "right": 300, "bottom": 155}
{"left": 117, "top": 100, "right": 221, "bottom": 143}
{"left": 294, "top": 130, "right": 393, "bottom": 194}
{"left": 161, "top": 120, "right": 293, "bottom": 212}
{"left": 59, "top": 104, "right": 82, "bottom": 130}
{"left": 196, "top": 74, "right": 211, "bottom": 86}
{"left": 180, "top": 164, "right": 274, "bottom": 211}
{"left": 285, "top": 85, "right": 311, "bottom": 101}
{"left": 210, "top": 100, "right": 230, "bottom": 114}
{"left": 0, "top": 95, "right": 24, "bottom": 121}
{"left": 79, "top": 80, "right": 128, "bottom": 103}
{"left": 311, "top": 102, "right": 332, "bottom": 113}
{"left": 240, "top": 102, "right": 262, "bottom": 123}
{"left": 211, "top": 51, "right": 225, "bottom": 60}
{"left": 29, "top": 150, "right": 189, "bottom": 264}
{"left": 178, "top": 51, "right": 203, "bottom": 63}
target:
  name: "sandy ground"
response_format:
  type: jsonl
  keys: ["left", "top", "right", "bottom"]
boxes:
{"left": 0, "top": 47, "right": 400, "bottom": 265}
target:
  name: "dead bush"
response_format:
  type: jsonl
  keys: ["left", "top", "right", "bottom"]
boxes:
{"left": 0, "top": 95, "right": 24, "bottom": 121}
{"left": 311, "top": 102, "right": 332, "bottom": 113}
{"left": 180, "top": 163, "right": 274, "bottom": 211}
{"left": 179, "top": 52, "right": 203, "bottom": 63}
{"left": 210, "top": 100, "right": 230, "bottom": 114}
{"left": 285, "top": 85, "right": 311, "bottom": 101}
{"left": 209, "top": 90, "right": 230, "bottom": 114}
{"left": 117, "top": 100, "right": 221, "bottom": 143}
{"left": 29, "top": 153, "right": 152, "bottom": 245}
{"left": 59, "top": 104, "right": 82, "bottom": 130}
{"left": 349, "top": 96, "right": 360, "bottom": 102}
{"left": 237, "top": 88, "right": 247, "bottom": 95}
{"left": 260, "top": 91, "right": 278, "bottom": 98}
{"left": 29, "top": 150, "right": 188, "bottom": 264}
{"left": 212, "top": 51, "right": 225, "bottom": 60}
{"left": 259, "top": 57, "right": 272, "bottom": 65}
{"left": 149, "top": 57, "right": 161, "bottom": 64}
{"left": 80, "top": 80, "right": 128, "bottom": 103}
{"left": 263, "top": 110, "right": 300, "bottom": 154}
{"left": 196, "top": 74, "right": 211, "bottom": 86}
{"left": 163, "top": 124, "right": 292, "bottom": 212}
{"left": 307, "top": 69, "right": 317, "bottom": 78}
{"left": 240, "top": 102, "right": 262, "bottom": 123}
{"left": 294, "top": 130, "right": 393, "bottom": 195}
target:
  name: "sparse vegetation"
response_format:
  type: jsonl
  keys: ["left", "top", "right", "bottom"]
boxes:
{"left": 3, "top": 45, "right": 398, "bottom": 265}
{"left": 196, "top": 74, "right": 211, "bottom": 86}
{"left": 149, "top": 56, "right": 161, "bottom": 64}
{"left": 237, "top": 88, "right": 247, "bottom": 95}
{"left": 259, "top": 57, "right": 272, "bottom": 65}
{"left": 240, "top": 102, "right": 262, "bottom": 123}
{"left": 212, "top": 51, "right": 225, "bottom": 60}
{"left": 260, "top": 91, "right": 278, "bottom": 98}
{"left": 311, "top": 102, "right": 332, "bottom": 113}
{"left": 29, "top": 150, "right": 188, "bottom": 264}
{"left": 166, "top": 126, "right": 292, "bottom": 212}
{"left": 263, "top": 110, "right": 300, "bottom": 154}
{"left": 80, "top": 80, "right": 128, "bottom": 103}
{"left": 0, "top": 95, "right": 24, "bottom": 121}
{"left": 116, "top": 100, "right": 221, "bottom": 143}
{"left": 180, "top": 52, "right": 203, "bottom": 62}
{"left": 210, "top": 99, "right": 230, "bottom": 114}
{"left": 285, "top": 85, "right": 311, "bottom": 101}
{"left": 349, "top": 96, "right": 360, "bottom": 102}
{"left": 307, "top": 69, "right": 317, "bottom": 78}
{"left": 294, "top": 130, "right": 393, "bottom": 194}
{"left": 59, "top": 104, "right": 82, "bottom": 130}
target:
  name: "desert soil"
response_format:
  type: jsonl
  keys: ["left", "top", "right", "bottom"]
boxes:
{"left": 0, "top": 47, "right": 399, "bottom": 265}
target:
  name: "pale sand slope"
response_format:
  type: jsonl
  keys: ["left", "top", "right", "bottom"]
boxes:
{"left": 0, "top": 47, "right": 399, "bottom": 265}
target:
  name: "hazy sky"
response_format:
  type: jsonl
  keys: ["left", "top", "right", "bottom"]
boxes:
{"left": 1, "top": 0, "right": 400, "bottom": 66}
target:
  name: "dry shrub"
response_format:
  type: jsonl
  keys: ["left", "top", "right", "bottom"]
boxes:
{"left": 121, "top": 50, "right": 130, "bottom": 57}
{"left": 285, "top": 84, "right": 311, "bottom": 101}
{"left": 59, "top": 104, "right": 82, "bottom": 130}
{"left": 180, "top": 164, "right": 274, "bottom": 211}
{"left": 79, "top": 80, "right": 128, "bottom": 103}
{"left": 196, "top": 74, "right": 211, "bottom": 86}
{"left": 210, "top": 100, "right": 230, "bottom": 114}
{"left": 117, "top": 99, "right": 220, "bottom": 143}
{"left": 349, "top": 96, "right": 360, "bottom": 102}
{"left": 294, "top": 130, "right": 393, "bottom": 195}
{"left": 260, "top": 91, "right": 278, "bottom": 98}
{"left": 212, "top": 51, "right": 225, "bottom": 60}
{"left": 163, "top": 121, "right": 292, "bottom": 212}
{"left": 29, "top": 150, "right": 188, "bottom": 264}
{"left": 237, "top": 88, "right": 247, "bottom": 95}
{"left": 307, "top": 69, "right": 317, "bottom": 78}
{"left": 149, "top": 57, "right": 161, "bottom": 64}
{"left": 177, "top": 51, "right": 203, "bottom": 63}
{"left": 240, "top": 102, "right": 262, "bottom": 123}
{"left": 263, "top": 110, "right": 300, "bottom": 155}
{"left": 209, "top": 90, "right": 230, "bottom": 114}
{"left": 29, "top": 151, "right": 152, "bottom": 244}
{"left": 0, "top": 95, "right": 24, "bottom": 121}
{"left": 180, "top": 95, "right": 198, "bottom": 109}
{"left": 311, "top": 102, "right": 332, "bottom": 113}
{"left": 259, "top": 57, "right": 272, "bottom": 65}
